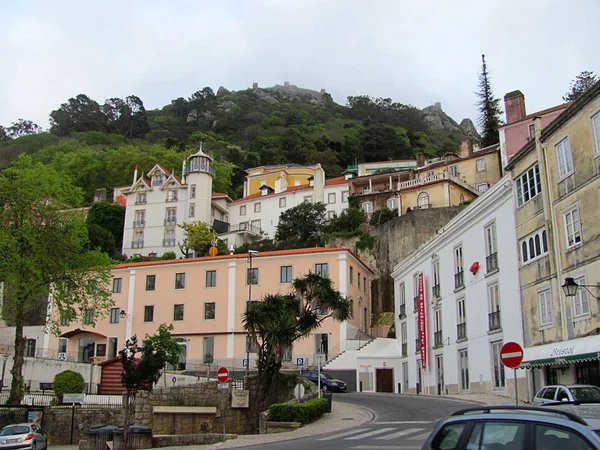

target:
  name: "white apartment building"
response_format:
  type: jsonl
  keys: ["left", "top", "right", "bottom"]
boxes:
{"left": 122, "top": 146, "right": 229, "bottom": 258}
{"left": 226, "top": 164, "right": 350, "bottom": 240}
{"left": 392, "top": 175, "right": 527, "bottom": 397}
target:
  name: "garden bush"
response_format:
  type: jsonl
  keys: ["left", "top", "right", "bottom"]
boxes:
{"left": 53, "top": 370, "right": 85, "bottom": 403}
{"left": 269, "top": 397, "right": 328, "bottom": 423}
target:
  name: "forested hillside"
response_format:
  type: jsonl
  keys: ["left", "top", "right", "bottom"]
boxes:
{"left": 0, "top": 83, "right": 476, "bottom": 203}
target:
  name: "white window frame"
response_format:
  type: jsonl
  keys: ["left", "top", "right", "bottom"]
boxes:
{"left": 488, "top": 282, "right": 500, "bottom": 314}
{"left": 592, "top": 111, "right": 600, "bottom": 155}
{"left": 327, "top": 210, "right": 335, "bottom": 219}
{"left": 342, "top": 191, "right": 349, "bottom": 203}
{"left": 387, "top": 197, "right": 398, "bottom": 210}
{"left": 491, "top": 340, "right": 506, "bottom": 388}
{"left": 398, "top": 282, "right": 406, "bottom": 308}
{"left": 279, "top": 197, "right": 286, "bottom": 208}
{"left": 328, "top": 193, "right": 336, "bottom": 204}
{"left": 520, "top": 228, "right": 548, "bottom": 265}
{"left": 190, "top": 184, "right": 196, "bottom": 199}
{"left": 240, "top": 205, "right": 246, "bottom": 216}
{"left": 303, "top": 195, "right": 313, "bottom": 203}
{"left": 254, "top": 202, "right": 261, "bottom": 213}
{"left": 362, "top": 202, "right": 373, "bottom": 213}
{"left": 529, "top": 123, "right": 536, "bottom": 139}
{"left": 538, "top": 289, "right": 553, "bottom": 328}
{"left": 454, "top": 245, "right": 463, "bottom": 274}
{"left": 477, "top": 183, "right": 489, "bottom": 193}
{"left": 563, "top": 206, "right": 582, "bottom": 249}
{"left": 555, "top": 136, "right": 574, "bottom": 180}
{"left": 476, "top": 158, "right": 486, "bottom": 172}
{"left": 448, "top": 165, "right": 458, "bottom": 176}
{"left": 485, "top": 222, "right": 497, "bottom": 257}
{"left": 573, "top": 275, "right": 591, "bottom": 319}
{"left": 417, "top": 192, "right": 430, "bottom": 208}
{"left": 457, "top": 297, "right": 466, "bottom": 324}
{"left": 515, "top": 164, "right": 541, "bottom": 207}
{"left": 189, "top": 203, "right": 195, "bottom": 218}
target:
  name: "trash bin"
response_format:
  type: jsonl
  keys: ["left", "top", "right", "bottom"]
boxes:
{"left": 113, "top": 424, "right": 153, "bottom": 450}
{"left": 323, "top": 391, "right": 333, "bottom": 413}
{"left": 87, "top": 425, "right": 119, "bottom": 450}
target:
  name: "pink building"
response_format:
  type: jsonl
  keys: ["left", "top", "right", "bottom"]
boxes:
{"left": 499, "top": 90, "right": 569, "bottom": 167}
{"left": 48, "top": 248, "right": 373, "bottom": 372}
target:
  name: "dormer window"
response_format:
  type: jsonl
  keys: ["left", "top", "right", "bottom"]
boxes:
{"left": 308, "top": 176, "right": 315, "bottom": 187}
{"left": 294, "top": 180, "right": 301, "bottom": 186}
{"left": 152, "top": 173, "right": 165, "bottom": 186}
{"left": 261, "top": 188, "right": 269, "bottom": 196}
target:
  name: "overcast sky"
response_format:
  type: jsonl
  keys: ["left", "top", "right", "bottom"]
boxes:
{"left": 1, "top": 0, "right": 598, "bottom": 131}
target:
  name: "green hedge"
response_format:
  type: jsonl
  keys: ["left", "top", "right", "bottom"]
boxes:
{"left": 269, "top": 397, "right": 328, "bottom": 424}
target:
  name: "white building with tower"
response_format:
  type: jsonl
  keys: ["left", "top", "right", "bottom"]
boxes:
{"left": 121, "top": 145, "right": 229, "bottom": 259}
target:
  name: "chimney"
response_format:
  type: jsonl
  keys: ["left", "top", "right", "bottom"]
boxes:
{"left": 181, "top": 157, "right": 186, "bottom": 185}
{"left": 416, "top": 153, "right": 426, "bottom": 168}
{"left": 460, "top": 138, "right": 473, "bottom": 158}
{"left": 252, "top": 82, "right": 258, "bottom": 89}
{"left": 284, "top": 81, "right": 290, "bottom": 87}
{"left": 133, "top": 165, "right": 138, "bottom": 184}
{"left": 504, "top": 90, "right": 526, "bottom": 124}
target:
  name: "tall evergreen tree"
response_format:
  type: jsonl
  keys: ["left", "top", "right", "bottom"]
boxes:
{"left": 476, "top": 54, "right": 503, "bottom": 147}
{"left": 563, "top": 71, "right": 599, "bottom": 102}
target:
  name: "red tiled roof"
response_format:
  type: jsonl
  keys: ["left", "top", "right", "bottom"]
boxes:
{"left": 500, "top": 103, "right": 570, "bottom": 128}
{"left": 212, "top": 192, "right": 227, "bottom": 197}
{"left": 115, "top": 247, "right": 372, "bottom": 272}
{"left": 325, "top": 176, "right": 347, "bottom": 186}
{"left": 155, "top": 162, "right": 172, "bottom": 176}
{"left": 232, "top": 178, "right": 348, "bottom": 203}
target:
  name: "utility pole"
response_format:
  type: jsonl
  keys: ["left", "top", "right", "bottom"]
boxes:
{"left": 246, "top": 250, "right": 258, "bottom": 376}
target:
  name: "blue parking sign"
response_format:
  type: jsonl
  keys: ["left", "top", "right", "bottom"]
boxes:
{"left": 296, "top": 357, "right": 304, "bottom": 367}
{"left": 242, "top": 358, "right": 248, "bottom": 368}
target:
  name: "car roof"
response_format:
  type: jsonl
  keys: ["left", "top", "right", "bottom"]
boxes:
{"left": 2, "top": 424, "right": 31, "bottom": 428}
{"left": 440, "top": 412, "right": 593, "bottom": 430}
{"left": 542, "top": 384, "right": 599, "bottom": 389}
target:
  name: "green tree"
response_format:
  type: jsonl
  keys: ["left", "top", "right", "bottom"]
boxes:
{"left": 210, "top": 157, "right": 235, "bottom": 197}
{"left": 0, "top": 155, "right": 113, "bottom": 404}
{"left": 327, "top": 207, "right": 366, "bottom": 233}
{"left": 178, "top": 221, "right": 214, "bottom": 257}
{"left": 50, "top": 94, "right": 107, "bottom": 136}
{"left": 476, "top": 54, "right": 503, "bottom": 147}
{"left": 87, "top": 223, "right": 117, "bottom": 257}
{"left": 120, "top": 324, "right": 180, "bottom": 450}
{"left": 563, "top": 71, "right": 599, "bottom": 102}
{"left": 275, "top": 202, "right": 327, "bottom": 247}
{"left": 86, "top": 202, "right": 126, "bottom": 251}
{"left": 243, "top": 272, "right": 351, "bottom": 423}
{"left": 369, "top": 207, "right": 397, "bottom": 226}
{"left": 7, "top": 119, "right": 42, "bottom": 138}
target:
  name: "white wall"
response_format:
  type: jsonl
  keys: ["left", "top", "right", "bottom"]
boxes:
{"left": 392, "top": 175, "right": 525, "bottom": 396}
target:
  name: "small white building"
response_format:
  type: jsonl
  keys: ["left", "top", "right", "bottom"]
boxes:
{"left": 226, "top": 165, "right": 349, "bottom": 240}
{"left": 391, "top": 174, "right": 526, "bottom": 397}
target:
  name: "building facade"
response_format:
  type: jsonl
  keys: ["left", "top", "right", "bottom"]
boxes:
{"left": 391, "top": 175, "right": 526, "bottom": 397}
{"left": 507, "top": 81, "right": 600, "bottom": 390}
{"left": 47, "top": 248, "right": 373, "bottom": 371}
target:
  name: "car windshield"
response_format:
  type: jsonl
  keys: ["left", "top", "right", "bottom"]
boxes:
{"left": 0, "top": 426, "right": 29, "bottom": 436}
{"left": 322, "top": 373, "right": 336, "bottom": 380}
{"left": 570, "top": 387, "right": 600, "bottom": 402}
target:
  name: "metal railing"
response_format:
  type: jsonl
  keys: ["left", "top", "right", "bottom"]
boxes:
{"left": 165, "top": 196, "right": 179, "bottom": 203}
{"left": 432, "top": 284, "right": 441, "bottom": 299}
{"left": 457, "top": 322, "right": 467, "bottom": 340}
{"left": 434, "top": 331, "right": 443, "bottom": 347}
{"left": 131, "top": 241, "right": 144, "bottom": 248}
{"left": 401, "top": 343, "right": 407, "bottom": 356}
{"left": 134, "top": 199, "right": 146, "bottom": 205}
{"left": 399, "top": 304, "right": 406, "bottom": 318}
{"left": 489, "top": 311, "right": 501, "bottom": 331}
{"left": 133, "top": 220, "right": 145, "bottom": 228}
{"left": 163, "top": 239, "right": 176, "bottom": 247}
{"left": 228, "top": 223, "right": 262, "bottom": 234}
{"left": 486, "top": 252, "right": 499, "bottom": 273}
{"left": 413, "top": 295, "right": 419, "bottom": 311}
{"left": 164, "top": 218, "right": 177, "bottom": 226}
{"left": 454, "top": 271, "right": 464, "bottom": 289}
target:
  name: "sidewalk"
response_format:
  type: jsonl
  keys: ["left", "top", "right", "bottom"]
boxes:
{"left": 50, "top": 401, "right": 374, "bottom": 450}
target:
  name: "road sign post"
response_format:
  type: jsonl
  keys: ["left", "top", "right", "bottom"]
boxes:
{"left": 500, "top": 341, "right": 524, "bottom": 406}
{"left": 217, "top": 367, "right": 229, "bottom": 437}
{"left": 217, "top": 366, "right": 229, "bottom": 383}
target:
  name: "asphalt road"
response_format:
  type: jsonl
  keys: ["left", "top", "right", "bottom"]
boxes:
{"left": 242, "top": 392, "right": 477, "bottom": 450}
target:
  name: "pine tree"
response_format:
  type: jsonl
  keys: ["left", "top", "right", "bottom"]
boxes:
{"left": 476, "top": 54, "right": 503, "bottom": 147}
{"left": 563, "top": 71, "right": 599, "bottom": 102}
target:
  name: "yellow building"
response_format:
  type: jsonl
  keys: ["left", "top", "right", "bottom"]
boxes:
{"left": 243, "top": 164, "right": 319, "bottom": 196}
{"left": 507, "top": 81, "right": 600, "bottom": 388}
{"left": 349, "top": 141, "right": 502, "bottom": 215}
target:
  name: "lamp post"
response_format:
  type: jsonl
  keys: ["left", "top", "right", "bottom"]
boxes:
{"left": 246, "top": 250, "right": 258, "bottom": 376}
{"left": 562, "top": 277, "right": 600, "bottom": 300}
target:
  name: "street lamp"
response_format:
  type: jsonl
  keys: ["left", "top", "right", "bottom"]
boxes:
{"left": 246, "top": 250, "right": 258, "bottom": 376}
{"left": 561, "top": 277, "right": 600, "bottom": 300}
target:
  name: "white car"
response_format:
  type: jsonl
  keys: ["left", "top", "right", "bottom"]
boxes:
{"left": 533, "top": 384, "right": 600, "bottom": 406}
{"left": 0, "top": 423, "right": 47, "bottom": 450}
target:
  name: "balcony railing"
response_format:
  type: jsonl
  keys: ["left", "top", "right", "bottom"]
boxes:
{"left": 401, "top": 343, "right": 407, "bottom": 356}
{"left": 415, "top": 338, "right": 421, "bottom": 353}
{"left": 166, "top": 196, "right": 179, "bottom": 203}
{"left": 131, "top": 241, "right": 144, "bottom": 248}
{"left": 489, "top": 311, "right": 501, "bottom": 331}
{"left": 164, "top": 218, "right": 177, "bottom": 226}
{"left": 454, "top": 271, "right": 464, "bottom": 289}
{"left": 399, "top": 304, "right": 406, "bottom": 319}
{"left": 457, "top": 322, "right": 467, "bottom": 341}
{"left": 434, "top": 331, "right": 443, "bottom": 347}
{"left": 413, "top": 295, "right": 419, "bottom": 311}
{"left": 432, "top": 284, "right": 441, "bottom": 299}
{"left": 486, "top": 252, "right": 499, "bottom": 273}
{"left": 133, "top": 220, "right": 145, "bottom": 228}
{"left": 228, "top": 223, "right": 262, "bottom": 235}
{"left": 135, "top": 199, "right": 147, "bottom": 205}
{"left": 163, "top": 239, "right": 176, "bottom": 247}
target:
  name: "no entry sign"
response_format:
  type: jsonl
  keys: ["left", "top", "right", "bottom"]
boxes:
{"left": 500, "top": 341, "right": 524, "bottom": 369}
{"left": 217, "top": 366, "right": 229, "bottom": 383}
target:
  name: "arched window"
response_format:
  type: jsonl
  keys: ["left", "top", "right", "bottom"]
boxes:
{"left": 417, "top": 192, "right": 430, "bottom": 208}
{"left": 534, "top": 234, "right": 541, "bottom": 255}
{"left": 542, "top": 230, "right": 548, "bottom": 252}
{"left": 529, "top": 237, "right": 535, "bottom": 258}
{"left": 522, "top": 241, "right": 528, "bottom": 262}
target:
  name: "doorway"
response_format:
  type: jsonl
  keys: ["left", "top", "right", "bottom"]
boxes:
{"left": 436, "top": 355, "right": 445, "bottom": 395}
{"left": 376, "top": 368, "right": 394, "bottom": 393}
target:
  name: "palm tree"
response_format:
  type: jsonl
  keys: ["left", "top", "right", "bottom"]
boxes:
{"left": 242, "top": 272, "right": 351, "bottom": 418}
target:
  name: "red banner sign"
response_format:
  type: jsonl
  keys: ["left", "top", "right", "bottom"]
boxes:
{"left": 417, "top": 272, "right": 427, "bottom": 369}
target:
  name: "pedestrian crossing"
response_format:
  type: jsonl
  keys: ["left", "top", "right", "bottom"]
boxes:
{"left": 317, "top": 422, "right": 432, "bottom": 448}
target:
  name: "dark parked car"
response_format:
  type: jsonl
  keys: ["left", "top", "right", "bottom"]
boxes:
{"left": 421, "top": 406, "right": 600, "bottom": 449}
{"left": 302, "top": 371, "right": 347, "bottom": 392}
{"left": 0, "top": 423, "right": 47, "bottom": 450}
